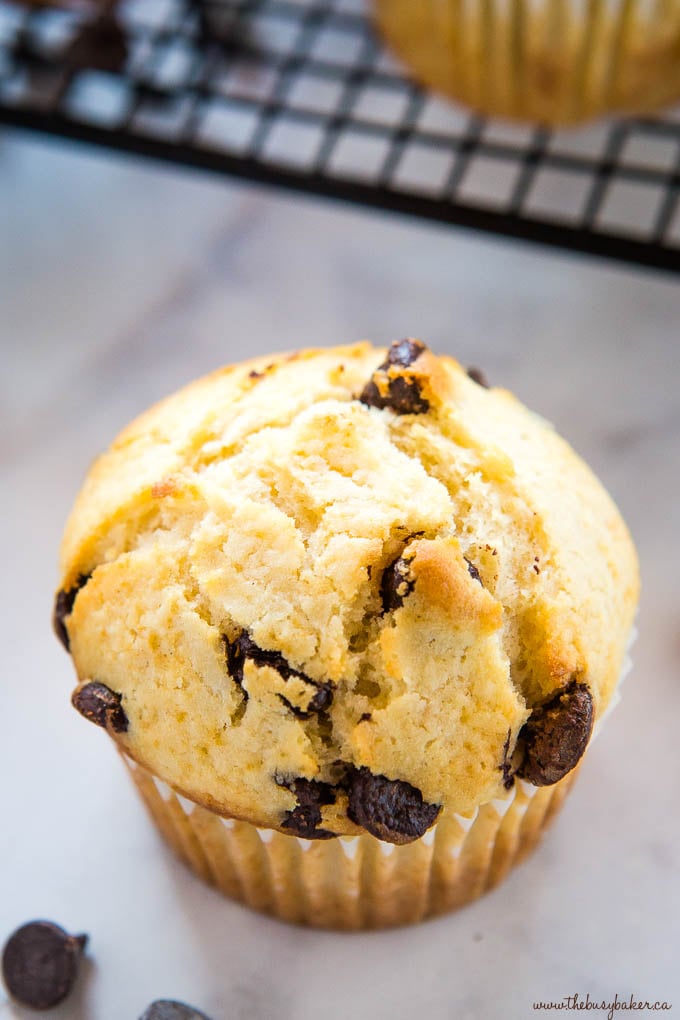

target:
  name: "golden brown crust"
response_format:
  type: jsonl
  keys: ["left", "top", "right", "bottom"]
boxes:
{"left": 405, "top": 537, "right": 502, "bottom": 632}
{"left": 57, "top": 341, "right": 639, "bottom": 837}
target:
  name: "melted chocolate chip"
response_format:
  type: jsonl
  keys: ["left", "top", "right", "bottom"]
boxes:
{"left": 283, "top": 683, "right": 333, "bottom": 719}
{"left": 307, "top": 684, "right": 333, "bottom": 713}
{"left": 381, "top": 555, "right": 415, "bottom": 612}
{"left": 278, "top": 778, "right": 336, "bottom": 840}
{"left": 516, "top": 682, "right": 594, "bottom": 787}
{"left": 277, "top": 680, "right": 333, "bottom": 720}
{"left": 224, "top": 635, "right": 248, "bottom": 702}
{"left": 500, "top": 728, "right": 514, "bottom": 790}
{"left": 360, "top": 339, "right": 430, "bottom": 415}
{"left": 237, "top": 634, "right": 295, "bottom": 679}
{"left": 347, "top": 767, "right": 441, "bottom": 845}
{"left": 228, "top": 632, "right": 333, "bottom": 717}
{"left": 464, "top": 557, "right": 483, "bottom": 585}
{"left": 72, "top": 682, "right": 128, "bottom": 733}
{"left": 139, "top": 1002, "right": 212, "bottom": 1020}
{"left": 467, "top": 366, "right": 490, "bottom": 389}
{"left": 65, "top": 14, "right": 129, "bottom": 72}
{"left": 2, "top": 921, "right": 87, "bottom": 1010}
{"left": 53, "top": 574, "right": 90, "bottom": 652}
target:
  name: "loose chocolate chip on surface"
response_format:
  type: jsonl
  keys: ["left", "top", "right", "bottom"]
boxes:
{"left": 347, "top": 767, "right": 441, "bottom": 845}
{"left": 516, "top": 682, "right": 594, "bottom": 787}
{"left": 72, "top": 682, "right": 128, "bottom": 733}
{"left": 381, "top": 556, "right": 416, "bottom": 612}
{"left": 467, "top": 366, "right": 490, "bottom": 389}
{"left": 2, "top": 920, "right": 87, "bottom": 1010}
{"left": 139, "top": 1001, "right": 212, "bottom": 1020}
{"left": 360, "top": 339, "right": 430, "bottom": 415}
{"left": 464, "top": 557, "right": 483, "bottom": 585}
{"left": 53, "top": 574, "right": 90, "bottom": 651}
{"left": 279, "top": 778, "right": 337, "bottom": 840}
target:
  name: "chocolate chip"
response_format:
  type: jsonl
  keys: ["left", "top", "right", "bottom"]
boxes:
{"left": 229, "top": 632, "right": 333, "bottom": 717}
{"left": 238, "top": 632, "right": 285, "bottom": 673}
{"left": 72, "top": 682, "right": 128, "bottom": 733}
{"left": 278, "top": 778, "right": 336, "bottom": 840}
{"left": 224, "top": 635, "right": 248, "bottom": 703}
{"left": 464, "top": 557, "right": 483, "bottom": 585}
{"left": 277, "top": 681, "right": 333, "bottom": 720}
{"left": 65, "top": 13, "right": 129, "bottom": 72}
{"left": 516, "top": 682, "right": 594, "bottom": 787}
{"left": 380, "top": 555, "right": 415, "bottom": 612}
{"left": 467, "top": 366, "right": 489, "bottom": 389}
{"left": 53, "top": 574, "right": 90, "bottom": 652}
{"left": 385, "top": 338, "right": 427, "bottom": 369}
{"left": 139, "top": 1002, "right": 212, "bottom": 1020}
{"left": 2, "top": 921, "right": 88, "bottom": 1010}
{"left": 347, "top": 767, "right": 441, "bottom": 845}
{"left": 500, "top": 729, "right": 514, "bottom": 791}
{"left": 360, "top": 339, "right": 430, "bottom": 415}
{"left": 304, "top": 682, "right": 333, "bottom": 715}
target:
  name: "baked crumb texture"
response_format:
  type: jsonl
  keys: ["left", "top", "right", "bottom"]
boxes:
{"left": 56, "top": 341, "right": 639, "bottom": 842}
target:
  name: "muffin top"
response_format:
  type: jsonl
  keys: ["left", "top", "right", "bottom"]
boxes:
{"left": 55, "top": 341, "right": 639, "bottom": 843}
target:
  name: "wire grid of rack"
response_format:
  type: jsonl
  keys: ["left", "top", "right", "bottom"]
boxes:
{"left": 1, "top": 0, "right": 680, "bottom": 272}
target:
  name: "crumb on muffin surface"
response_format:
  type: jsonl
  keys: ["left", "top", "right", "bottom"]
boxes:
{"left": 56, "top": 341, "right": 639, "bottom": 842}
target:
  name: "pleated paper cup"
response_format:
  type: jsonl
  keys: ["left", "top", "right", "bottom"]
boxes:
{"left": 373, "top": 0, "right": 680, "bottom": 125}
{"left": 121, "top": 753, "right": 579, "bottom": 930}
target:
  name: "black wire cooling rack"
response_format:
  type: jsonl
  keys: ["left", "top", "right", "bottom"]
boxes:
{"left": 1, "top": 0, "right": 680, "bottom": 272}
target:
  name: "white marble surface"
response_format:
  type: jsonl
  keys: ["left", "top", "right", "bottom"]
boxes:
{"left": 1, "top": 129, "right": 679, "bottom": 1020}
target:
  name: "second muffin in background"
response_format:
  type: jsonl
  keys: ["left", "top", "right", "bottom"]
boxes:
{"left": 54, "top": 340, "right": 639, "bottom": 928}
{"left": 373, "top": 0, "right": 680, "bottom": 125}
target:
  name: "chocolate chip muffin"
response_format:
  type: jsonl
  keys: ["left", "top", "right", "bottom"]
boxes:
{"left": 55, "top": 341, "right": 639, "bottom": 928}
{"left": 373, "top": 0, "right": 680, "bottom": 125}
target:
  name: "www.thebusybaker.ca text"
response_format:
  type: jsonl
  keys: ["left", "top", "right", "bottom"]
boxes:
{"left": 533, "top": 993, "right": 672, "bottom": 1020}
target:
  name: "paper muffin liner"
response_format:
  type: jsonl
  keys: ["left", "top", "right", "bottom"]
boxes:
{"left": 119, "top": 624, "right": 636, "bottom": 930}
{"left": 373, "top": 0, "right": 680, "bottom": 125}
{"left": 118, "top": 622, "right": 637, "bottom": 931}
{"left": 120, "top": 754, "right": 578, "bottom": 930}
